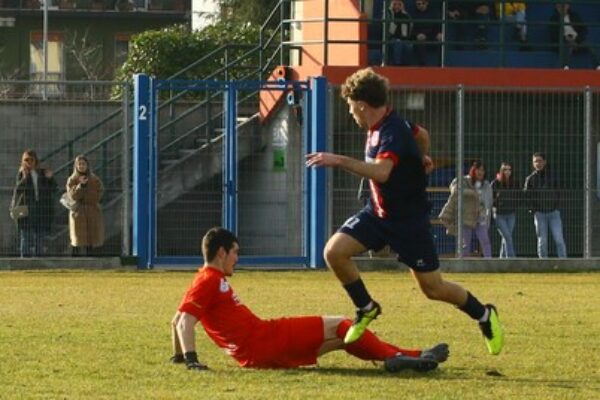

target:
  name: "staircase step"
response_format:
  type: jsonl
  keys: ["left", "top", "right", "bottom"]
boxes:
{"left": 160, "top": 159, "right": 179, "bottom": 168}
{"left": 178, "top": 149, "right": 197, "bottom": 157}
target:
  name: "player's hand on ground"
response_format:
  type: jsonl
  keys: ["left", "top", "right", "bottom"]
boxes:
{"left": 182, "top": 351, "right": 208, "bottom": 370}
{"left": 169, "top": 354, "right": 185, "bottom": 364}
{"left": 186, "top": 361, "right": 209, "bottom": 371}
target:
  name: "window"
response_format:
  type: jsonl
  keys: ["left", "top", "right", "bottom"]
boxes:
{"left": 115, "top": 33, "right": 131, "bottom": 71}
{"left": 29, "top": 31, "right": 64, "bottom": 97}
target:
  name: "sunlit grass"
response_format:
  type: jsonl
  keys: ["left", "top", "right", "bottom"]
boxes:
{"left": 1, "top": 270, "right": 599, "bottom": 399}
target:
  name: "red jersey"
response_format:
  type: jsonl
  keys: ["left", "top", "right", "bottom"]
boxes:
{"left": 178, "top": 266, "right": 323, "bottom": 368}
{"left": 178, "top": 267, "right": 264, "bottom": 362}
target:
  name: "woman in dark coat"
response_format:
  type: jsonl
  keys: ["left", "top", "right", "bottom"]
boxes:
{"left": 491, "top": 162, "right": 520, "bottom": 258}
{"left": 12, "top": 149, "right": 57, "bottom": 257}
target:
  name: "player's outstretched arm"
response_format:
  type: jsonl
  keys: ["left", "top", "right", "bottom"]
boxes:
{"left": 176, "top": 312, "right": 209, "bottom": 371}
{"left": 306, "top": 152, "right": 394, "bottom": 183}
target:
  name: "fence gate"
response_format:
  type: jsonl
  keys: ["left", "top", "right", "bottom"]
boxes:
{"left": 132, "top": 74, "right": 328, "bottom": 269}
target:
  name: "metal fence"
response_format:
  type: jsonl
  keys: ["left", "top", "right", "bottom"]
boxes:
{"left": 330, "top": 85, "right": 600, "bottom": 258}
{"left": 0, "top": 80, "right": 130, "bottom": 257}
{"left": 137, "top": 76, "right": 322, "bottom": 267}
{"left": 4, "top": 79, "right": 600, "bottom": 261}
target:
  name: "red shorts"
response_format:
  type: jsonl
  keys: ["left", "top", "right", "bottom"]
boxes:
{"left": 235, "top": 316, "right": 324, "bottom": 369}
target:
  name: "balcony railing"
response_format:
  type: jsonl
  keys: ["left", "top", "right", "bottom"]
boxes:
{"left": 0, "top": 0, "right": 189, "bottom": 12}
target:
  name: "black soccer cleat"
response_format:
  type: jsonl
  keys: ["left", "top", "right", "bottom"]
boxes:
{"left": 421, "top": 343, "right": 449, "bottom": 363}
{"left": 384, "top": 354, "right": 438, "bottom": 373}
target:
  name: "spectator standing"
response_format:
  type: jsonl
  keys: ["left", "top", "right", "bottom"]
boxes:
{"left": 66, "top": 155, "right": 105, "bottom": 256}
{"left": 447, "top": 1, "right": 493, "bottom": 48}
{"left": 549, "top": 2, "right": 600, "bottom": 70}
{"left": 11, "top": 149, "right": 57, "bottom": 257}
{"left": 523, "top": 152, "right": 567, "bottom": 258}
{"left": 387, "top": 0, "right": 413, "bottom": 65}
{"left": 412, "top": 0, "right": 443, "bottom": 66}
{"left": 491, "top": 162, "right": 519, "bottom": 258}
{"left": 495, "top": 2, "right": 528, "bottom": 46}
{"left": 439, "top": 160, "right": 493, "bottom": 257}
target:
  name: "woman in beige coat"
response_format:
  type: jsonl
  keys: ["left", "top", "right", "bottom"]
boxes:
{"left": 438, "top": 160, "right": 493, "bottom": 257}
{"left": 66, "top": 155, "right": 104, "bottom": 256}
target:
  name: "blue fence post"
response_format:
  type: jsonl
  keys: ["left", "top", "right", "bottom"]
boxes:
{"left": 224, "top": 83, "right": 238, "bottom": 233}
{"left": 133, "top": 74, "right": 151, "bottom": 269}
{"left": 148, "top": 77, "right": 159, "bottom": 269}
{"left": 308, "top": 76, "right": 328, "bottom": 268}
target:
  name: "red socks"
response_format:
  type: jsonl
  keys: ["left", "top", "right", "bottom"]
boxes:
{"left": 336, "top": 319, "right": 421, "bottom": 360}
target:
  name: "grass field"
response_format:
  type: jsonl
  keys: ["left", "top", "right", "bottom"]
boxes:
{"left": 1, "top": 269, "right": 599, "bottom": 399}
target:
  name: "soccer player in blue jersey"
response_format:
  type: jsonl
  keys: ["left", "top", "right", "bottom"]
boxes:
{"left": 305, "top": 67, "right": 503, "bottom": 355}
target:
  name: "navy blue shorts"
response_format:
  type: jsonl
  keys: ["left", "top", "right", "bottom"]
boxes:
{"left": 338, "top": 208, "right": 439, "bottom": 272}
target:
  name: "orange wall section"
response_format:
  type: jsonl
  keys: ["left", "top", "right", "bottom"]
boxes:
{"left": 291, "top": 66, "right": 600, "bottom": 88}
{"left": 260, "top": 65, "right": 600, "bottom": 123}
{"left": 297, "top": 0, "right": 367, "bottom": 67}
{"left": 259, "top": 66, "right": 288, "bottom": 123}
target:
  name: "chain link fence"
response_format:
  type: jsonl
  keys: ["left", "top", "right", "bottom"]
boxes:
{"left": 330, "top": 85, "right": 600, "bottom": 258}
{"left": 0, "top": 80, "right": 130, "bottom": 257}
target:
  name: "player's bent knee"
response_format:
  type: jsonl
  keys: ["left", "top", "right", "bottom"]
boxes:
{"left": 323, "top": 244, "right": 350, "bottom": 269}
{"left": 335, "top": 319, "right": 353, "bottom": 339}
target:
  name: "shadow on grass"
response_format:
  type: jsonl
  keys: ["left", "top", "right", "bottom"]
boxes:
{"left": 272, "top": 368, "right": 600, "bottom": 391}
{"left": 276, "top": 366, "right": 447, "bottom": 379}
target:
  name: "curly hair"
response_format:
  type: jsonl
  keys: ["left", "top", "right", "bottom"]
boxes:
{"left": 340, "top": 68, "right": 389, "bottom": 108}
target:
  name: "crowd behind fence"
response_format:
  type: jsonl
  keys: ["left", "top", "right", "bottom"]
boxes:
{"left": 331, "top": 85, "right": 600, "bottom": 258}
{"left": 284, "top": 0, "right": 600, "bottom": 69}
{"left": 1, "top": 80, "right": 600, "bottom": 259}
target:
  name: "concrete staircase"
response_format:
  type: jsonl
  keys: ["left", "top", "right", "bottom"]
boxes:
{"left": 46, "top": 114, "right": 265, "bottom": 254}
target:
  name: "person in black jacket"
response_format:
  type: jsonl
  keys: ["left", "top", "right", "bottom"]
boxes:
{"left": 549, "top": 2, "right": 600, "bottom": 69}
{"left": 12, "top": 149, "right": 57, "bottom": 257}
{"left": 491, "top": 162, "right": 519, "bottom": 258}
{"left": 523, "top": 153, "right": 567, "bottom": 258}
{"left": 412, "top": 0, "right": 443, "bottom": 66}
{"left": 447, "top": 1, "right": 493, "bottom": 48}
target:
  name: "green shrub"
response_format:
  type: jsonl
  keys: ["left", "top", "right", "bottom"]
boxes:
{"left": 113, "top": 22, "right": 263, "bottom": 98}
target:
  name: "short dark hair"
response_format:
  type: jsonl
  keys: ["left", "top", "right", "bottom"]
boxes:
{"left": 532, "top": 152, "right": 546, "bottom": 160}
{"left": 201, "top": 227, "right": 239, "bottom": 261}
{"left": 341, "top": 67, "right": 388, "bottom": 108}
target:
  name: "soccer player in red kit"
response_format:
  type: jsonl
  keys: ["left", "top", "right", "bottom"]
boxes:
{"left": 170, "top": 227, "right": 449, "bottom": 371}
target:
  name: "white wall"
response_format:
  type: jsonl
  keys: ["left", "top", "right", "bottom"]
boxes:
{"left": 192, "top": 0, "right": 220, "bottom": 31}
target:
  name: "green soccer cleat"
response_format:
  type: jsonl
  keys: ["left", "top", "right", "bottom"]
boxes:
{"left": 344, "top": 302, "right": 382, "bottom": 344}
{"left": 479, "top": 304, "right": 504, "bottom": 355}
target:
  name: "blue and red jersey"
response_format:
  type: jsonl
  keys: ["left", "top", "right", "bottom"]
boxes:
{"left": 364, "top": 109, "right": 429, "bottom": 219}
